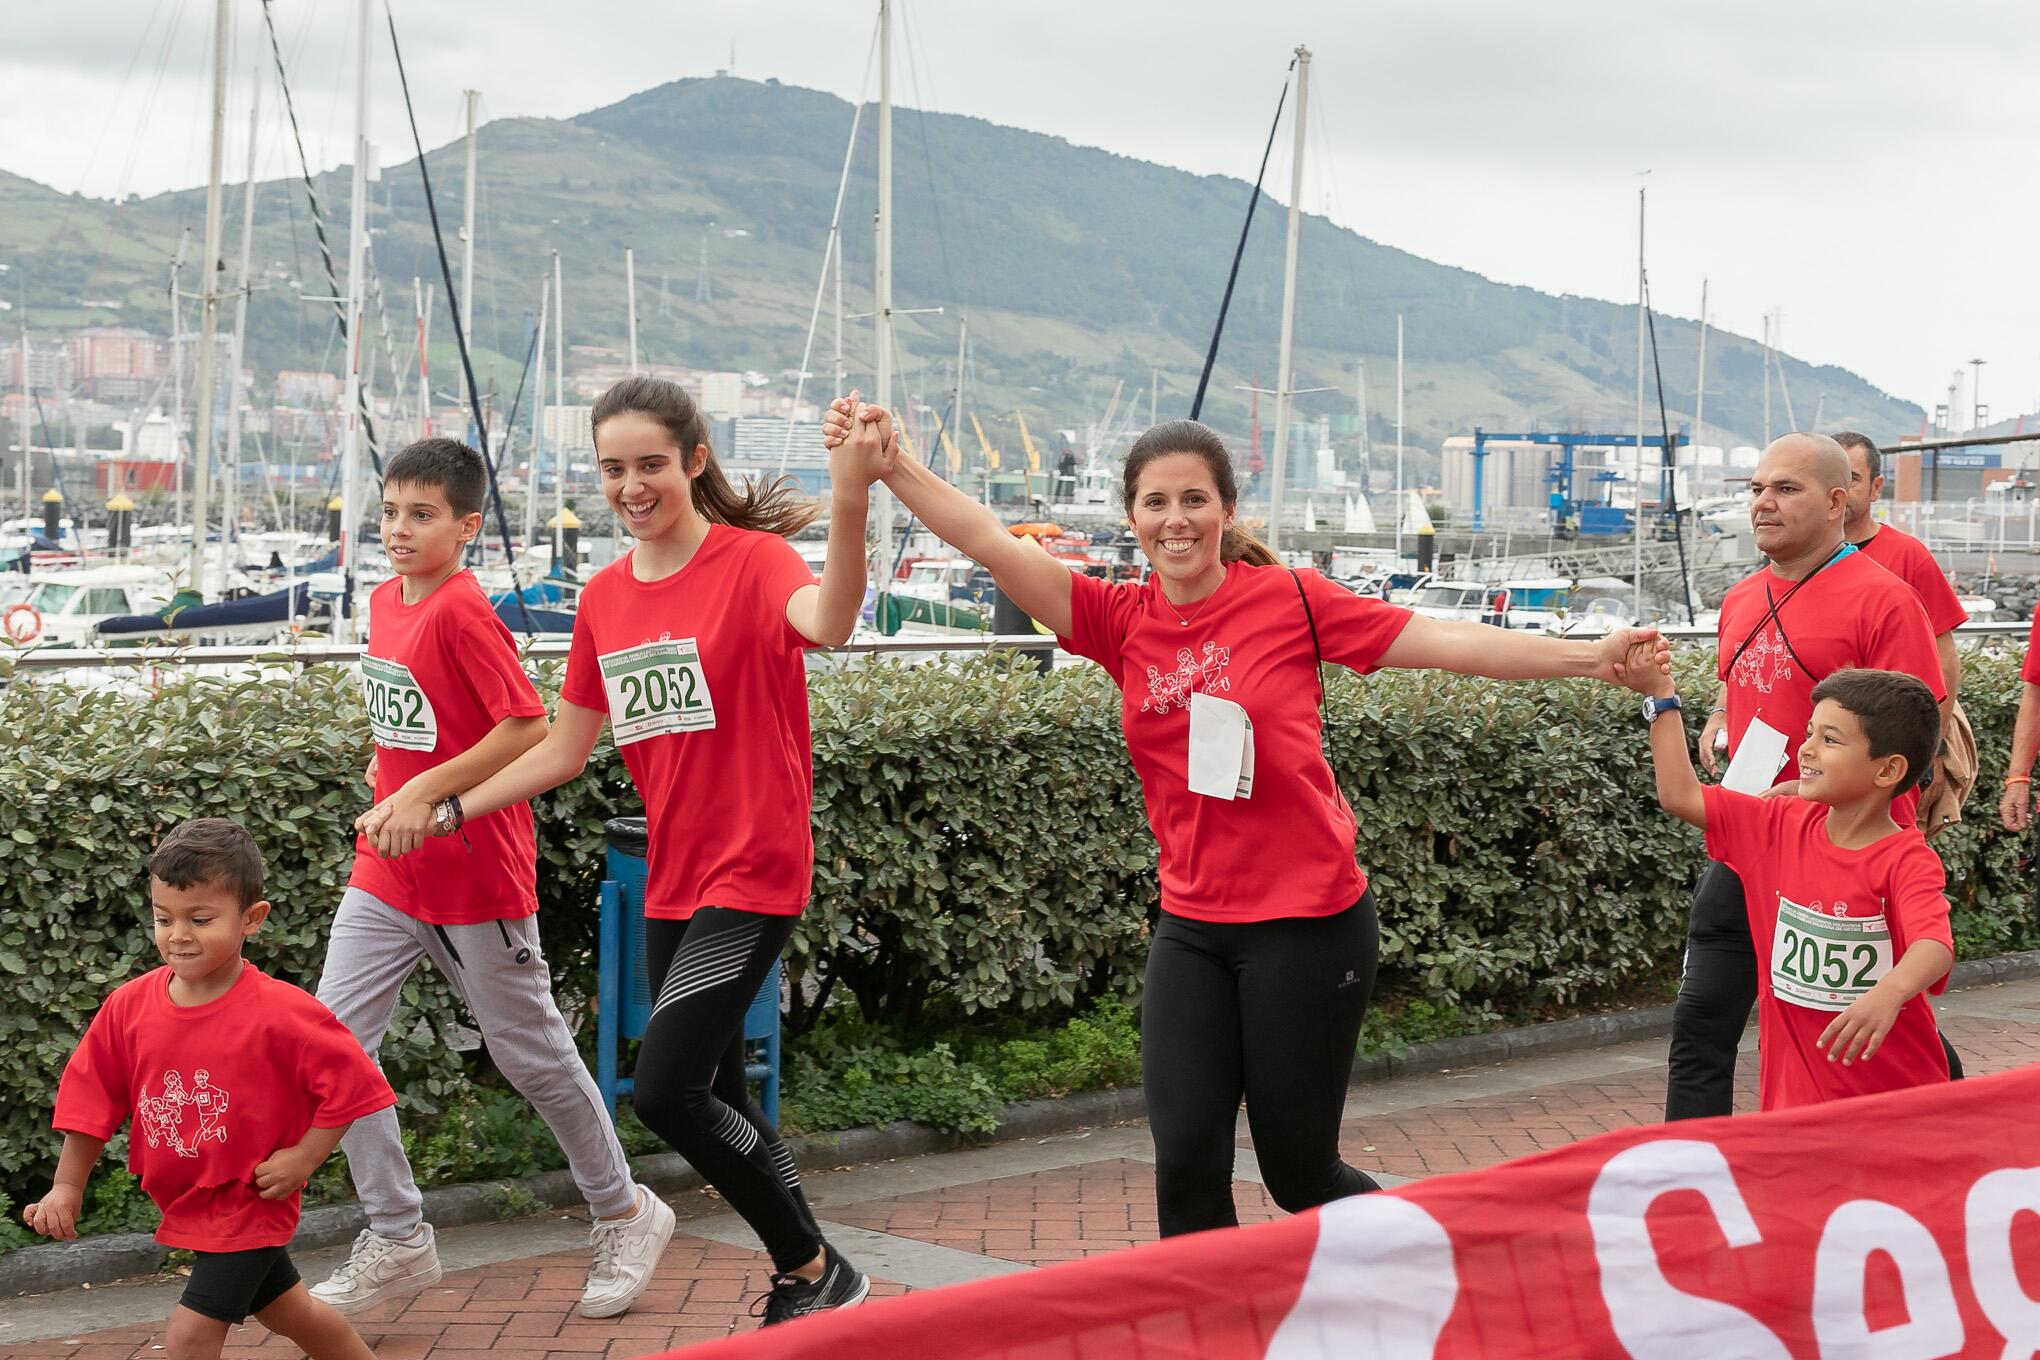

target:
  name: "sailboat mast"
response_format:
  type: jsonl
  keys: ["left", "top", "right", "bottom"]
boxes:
{"left": 951, "top": 313, "right": 966, "bottom": 486}
{"left": 15, "top": 311, "right": 27, "bottom": 528}
{"left": 1695, "top": 277, "right": 1709, "bottom": 488}
{"left": 1632, "top": 184, "right": 1645, "bottom": 618}
{"left": 459, "top": 91, "right": 478, "bottom": 342}
{"left": 626, "top": 246, "right": 639, "bottom": 374}
{"left": 1266, "top": 43, "right": 1310, "bottom": 556}
{"left": 552, "top": 249, "right": 565, "bottom": 563}
{"left": 337, "top": 0, "right": 373, "bottom": 639}
{"left": 526, "top": 277, "right": 547, "bottom": 558}
{"left": 189, "top": 0, "right": 231, "bottom": 595}
{"left": 414, "top": 278, "right": 432, "bottom": 437}
{"left": 170, "top": 228, "right": 189, "bottom": 528}
{"left": 222, "top": 60, "right": 260, "bottom": 550}
{"left": 1394, "top": 313, "right": 1404, "bottom": 563}
{"left": 873, "top": 0, "right": 894, "bottom": 594}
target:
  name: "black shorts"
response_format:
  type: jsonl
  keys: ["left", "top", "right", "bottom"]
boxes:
{"left": 179, "top": 1246, "right": 301, "bottom": 1324}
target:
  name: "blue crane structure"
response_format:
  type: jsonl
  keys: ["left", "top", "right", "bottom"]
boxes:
{"left": 1468, "top": 428, "right": 1688, "bottom": 535}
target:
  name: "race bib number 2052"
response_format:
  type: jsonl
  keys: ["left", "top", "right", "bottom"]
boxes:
{"left": 360, "top": 655, "right": 439, "bottom": 752}
{"left": 1769, "top": 894, "right": 1894, "bottom": 1012}
{"left": 599, "top": 637, "right": 716, "bottom": 746}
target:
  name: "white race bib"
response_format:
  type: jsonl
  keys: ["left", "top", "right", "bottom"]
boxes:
{"left": 1722, "top": 715, "right": 1791, "bottom": 795}
{"left": 1187, "top": 691, "right": 1255, "bottom": 800}
{"left": 1769, "top": 893, "right": 1894, "bottom": 1012}
{"left": 360, "top": 656, "right": 439, "bottom": 752}
{"left": 599, "top": 637, "right": 716, "bottom": 746}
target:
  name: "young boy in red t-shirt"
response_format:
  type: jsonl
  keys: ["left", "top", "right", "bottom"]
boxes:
{"left": 1619, "top": 663, "right": 1955, "bottom": 1110}
{"left": 313, "top": 439, "right": 669, "bottom": 1319}
{"left": 25, "top": 819, "right": 394, "bottom": 1360}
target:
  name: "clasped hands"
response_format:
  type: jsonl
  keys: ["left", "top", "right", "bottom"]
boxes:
{"left": 354, "top": 785, "right": 440, "bottom": 859}
{"left": 1595, "top": 627, "right": 1675, "bottom": 694}
{"left": 826, "top": 390, "right": 898, "bottom": 485}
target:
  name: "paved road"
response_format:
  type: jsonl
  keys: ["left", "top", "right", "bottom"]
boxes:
{"left": 7, "top": 978, "right": 2038, "bottom": 1358}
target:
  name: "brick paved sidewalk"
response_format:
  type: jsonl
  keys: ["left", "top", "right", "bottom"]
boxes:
{"left": 8, "top": 981, "right": 2039, "bottom": 1360}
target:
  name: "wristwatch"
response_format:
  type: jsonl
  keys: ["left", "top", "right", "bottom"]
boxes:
{"left": 1641, "top": 694, "right": 1683, "bottom": 725}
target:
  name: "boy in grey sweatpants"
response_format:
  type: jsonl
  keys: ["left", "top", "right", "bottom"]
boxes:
{"left": 310, "top": 440, "right": 673, "bottom": 1319}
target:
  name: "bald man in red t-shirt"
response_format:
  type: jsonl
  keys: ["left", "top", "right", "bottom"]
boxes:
{"left": 1671, "top": 433, "right": 1947, "bottom": 1121}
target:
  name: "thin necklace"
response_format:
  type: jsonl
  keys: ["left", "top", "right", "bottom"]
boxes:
{"left": 1160, "top": 575, "right": 1222, "bottom": 627}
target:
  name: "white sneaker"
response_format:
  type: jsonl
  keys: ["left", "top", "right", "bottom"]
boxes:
{"left": 579, "top": 1186, "right": 676, "bottom": 1318}
{"left": 309, "top": 1224, "right": 444, "bottom": 1314}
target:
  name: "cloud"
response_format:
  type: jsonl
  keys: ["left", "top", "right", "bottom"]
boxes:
{"left": 4, "top": 0, "right": 2035, "bottom": 412}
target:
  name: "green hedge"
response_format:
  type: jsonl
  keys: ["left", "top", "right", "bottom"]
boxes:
{"left": 2, "top": 646, "right": 2035, "bottom": 1220}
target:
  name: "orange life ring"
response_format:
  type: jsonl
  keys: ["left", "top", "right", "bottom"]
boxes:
{"left": 2, "top": 602, "right": 42, "bottom": 644}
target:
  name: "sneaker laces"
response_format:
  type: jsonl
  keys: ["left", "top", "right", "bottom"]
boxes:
{"left": 333, "top": 1229, "right": 397, "bottom": 1284}
{"left": 587, "top": 1216, "right": 626, "bottom": 1283}
{"left": 751, "top": 1272, "right": 810, "bottom": 1324}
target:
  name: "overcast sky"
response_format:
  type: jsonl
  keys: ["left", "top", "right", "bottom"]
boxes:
{"left": 6, "top": 1, "right": 2036, "bottom": 421}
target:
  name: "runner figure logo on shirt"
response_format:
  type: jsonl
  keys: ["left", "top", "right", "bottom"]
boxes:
{"left": 136, "top": 1068, "right": 230, "bottom": 1159}
{"left": 1731, "top": 623, "right": 1797, "bottom": 696}
{"left": 1142, "top": 642, "right": 1232, "bottom": 716}
{"left": 190, "top": 1069, "right": 229, "bottom": 1145}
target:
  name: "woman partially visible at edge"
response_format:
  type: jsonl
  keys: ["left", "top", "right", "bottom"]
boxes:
{"left": 825, "top": 401, "right": 1669, "bottom": 1238}
{"left": 366, "top": 377, "right": 889, "bottom": 1325}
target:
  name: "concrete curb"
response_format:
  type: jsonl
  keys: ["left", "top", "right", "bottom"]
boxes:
{"left": 9, "top": 947, "right": 2036, "bottom": 1297}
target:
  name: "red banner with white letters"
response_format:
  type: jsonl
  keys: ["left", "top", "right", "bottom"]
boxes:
{"left": 675, "top": 1063, "right": 2040, "bottom": 1358}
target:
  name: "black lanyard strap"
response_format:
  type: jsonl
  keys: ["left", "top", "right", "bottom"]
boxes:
{"left": 1724, "top": 542, "right": 1852, "bottom": 679}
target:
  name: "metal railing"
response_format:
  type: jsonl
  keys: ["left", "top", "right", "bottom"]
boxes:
{"left": 2, "top": 633, "right": 1061, "bottom": 673}
{"left": 8, "top": 622, "right": 2031, "bottom": 675}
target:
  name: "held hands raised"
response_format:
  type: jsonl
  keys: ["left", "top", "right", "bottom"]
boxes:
{"left": 1598, "top": 627, "right": 1674, "bottom": 695}
{"left": 823, "top": 390, "right": 898, "bottom": 486}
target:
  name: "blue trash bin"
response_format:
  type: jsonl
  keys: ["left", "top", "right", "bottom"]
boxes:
{"left": 596, "top": 816, "right": 781, "bottom": 1124}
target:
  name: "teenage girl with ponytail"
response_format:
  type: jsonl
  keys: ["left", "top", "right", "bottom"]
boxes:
{"left": 368, "top": 378, "right": 890, "bottom": 1323}
{"left": 825, "top": 402, "right": 1668, "bottom": 1237}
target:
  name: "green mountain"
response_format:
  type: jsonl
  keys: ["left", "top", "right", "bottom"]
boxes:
{"left": 0, "top": 75, "right": 1923, "bottom": 468}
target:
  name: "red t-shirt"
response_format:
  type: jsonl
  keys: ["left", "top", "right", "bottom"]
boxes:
{"left": 561, "top": 525, "right": 819, "bottom": 919}
{"left": 1856, "top": 524, "right": 1967, "bottom": 636}
{"left": 1701, "top": 786, "right": 1952, "bottom": 1112}
{"left": 1716, "top": 548, "right": 1945, "bottom": 794}
{"left": 349, "top": 571, "right": 547, "bottom": 924}
{"left": 53, "top": 963, "right": 395, "bottom": 1251}
{"left": 1058, "top": 562, "right": 1413, "bottom": 924}
{"left": 2020, "top": 610, "right": 2040, "bottom": 685}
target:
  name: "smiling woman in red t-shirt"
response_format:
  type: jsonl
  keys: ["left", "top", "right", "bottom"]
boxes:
{"left": 415, "top": 377, "right": 890, "bottom": 1326}
{"left": 826, "top": 405, "right": 1668, "bottom": 1238}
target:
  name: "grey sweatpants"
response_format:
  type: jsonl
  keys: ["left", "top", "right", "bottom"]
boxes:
{"left": 317, "top": 888, "right": 637, "bottom": 1238}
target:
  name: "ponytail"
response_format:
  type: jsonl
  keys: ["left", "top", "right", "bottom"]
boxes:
{"left": 592, "top": 376, "right": 818, "bottom": 538}
{"left": 1221, "top": 524, "right": 1278, "bottom": 566}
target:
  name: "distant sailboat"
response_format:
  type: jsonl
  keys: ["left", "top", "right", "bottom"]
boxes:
{"left": 1399, "top": 490, "right": 1430, "bottom": 537}
{"left": 1343, "top": 494, "right": 1375, "bottom": 535}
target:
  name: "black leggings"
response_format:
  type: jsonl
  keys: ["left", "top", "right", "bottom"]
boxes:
{"left": 1142, "top": 893, "right": 1380, "bottom": 1238}
{"left": 1666, "top": 860, "right": 1963, "bottom": 1121}
{"left": 637, "top": 909, "right": 821, "bottom": 1273}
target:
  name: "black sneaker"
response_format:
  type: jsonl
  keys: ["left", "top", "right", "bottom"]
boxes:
{"left": 753, "top": 1245, "right": 870, "bottom": 1326}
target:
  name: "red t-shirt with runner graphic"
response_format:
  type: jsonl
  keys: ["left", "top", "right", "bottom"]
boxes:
{"left": 561, "top": 525, "right": 819, "bottom": 919}
{"left": 1059, "top": 561, "right": 1413, "bottom": 924}
{"left": 1715, "top": 548, "right": 1945, "bottom": 792}
{"left": 53, "top": 963, "right": 395, "bottom": 1250}
{"left": 1701, "top": 785, "right": 1952, "bottom": 1111}
{"left": 1856, "top": 523, "right": 1968, "bottom": 637}
{"left": 349, "top": 570, "right": 547, "bottom": 924}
